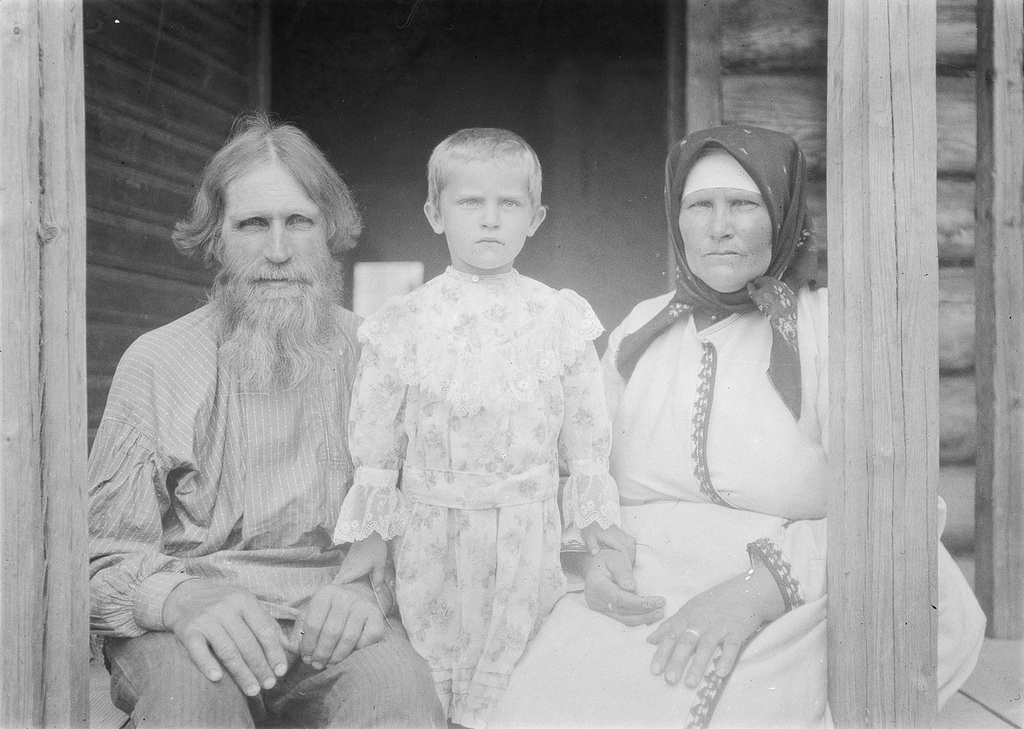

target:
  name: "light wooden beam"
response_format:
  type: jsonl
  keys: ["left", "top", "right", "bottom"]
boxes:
{"left": 826, "top": 1, "right": 939, "bottom": 725}
{"left": 0, "top": 0, "right": 88, "bottom": 724}
{"left": 974, "top": 0, "right": 1024, "bottom": 640}
{"left": 670, "top": 0, "right": 723, "bottom": 290}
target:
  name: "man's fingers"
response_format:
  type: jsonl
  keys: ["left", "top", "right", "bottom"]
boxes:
{"left": 179, "top": 630, "right": 224, "bottom": 683}
{"left": 203, "top": 624, "right": 263, "bottom": 697}
{"left": 243, "top": 606, "right": 289, "bottom": 678}
{"left": 316, "top": 603, "right": 364, "bottom": 668}
{"left": 222, "top": 615, "right": 278, "bottom": 691}
{"left": 354, "top": 612, "right": 386, "bottom": 651}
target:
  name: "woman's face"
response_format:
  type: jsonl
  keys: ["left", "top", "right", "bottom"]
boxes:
{"left": 678, "top": 187, "right": 773, "bottom": 293}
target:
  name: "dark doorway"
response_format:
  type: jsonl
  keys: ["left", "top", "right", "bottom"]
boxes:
{"left": 272, "top": 0, "right": 670, "bottom": 340}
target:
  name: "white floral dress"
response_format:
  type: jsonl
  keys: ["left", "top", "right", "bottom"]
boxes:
{"left": 333, "top": 267, "right": 620, "bottom": 728}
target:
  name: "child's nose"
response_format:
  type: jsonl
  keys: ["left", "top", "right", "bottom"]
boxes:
{"left": 481, "top": 202, "right": 500, "bottom": 227}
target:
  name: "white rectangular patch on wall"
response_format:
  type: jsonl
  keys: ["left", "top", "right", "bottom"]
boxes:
{"left": 353, "top": 261, "right": 425, "bottom": 318}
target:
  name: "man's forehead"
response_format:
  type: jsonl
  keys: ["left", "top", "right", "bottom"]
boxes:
{"left": 224, "top": 163, "right": 321, "bottom": 214}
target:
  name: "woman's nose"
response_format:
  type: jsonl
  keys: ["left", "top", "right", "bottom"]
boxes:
{"left": 263, "top": 223, "right": 292, "bottom": 263}
{"left": 709, "top": 204, "right": 732, "bottom": 238}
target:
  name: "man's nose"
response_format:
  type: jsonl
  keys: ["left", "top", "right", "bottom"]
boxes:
{"left": 263, "top": 222, "right": 292, "bottom": 263}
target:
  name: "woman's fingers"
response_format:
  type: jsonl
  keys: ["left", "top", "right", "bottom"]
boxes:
{"left": 682, "top": 631, "right": 723, "bottom": 688}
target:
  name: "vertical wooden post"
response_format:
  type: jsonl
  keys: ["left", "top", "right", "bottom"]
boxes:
{"left": 826, "top": 1, "right": 939, "bottom": 725}
{"left": 669, "top": 0, "right": 723, "bottom": 290}
{"left": 975, "top": 0, "right": 1024, "bottom": 640}
{"left": 0, "top": 0, "right": 88, "bottom": 725}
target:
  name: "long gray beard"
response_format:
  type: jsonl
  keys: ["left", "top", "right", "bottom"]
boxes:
{"left": 211, "top": 255, "right": 344, "bottom": 392}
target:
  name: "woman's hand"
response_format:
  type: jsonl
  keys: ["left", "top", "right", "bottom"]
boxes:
{"left": 584, "top": 549, "right": 665, "bottom": 626}
{"left": 581, "top": 522, "right": 637, "bottom": 563}
{"left": 333, "top": 532, "right": 388, "bottom": 588}
{"left": 646, "top": 561, "right": 785, "bottom": 688}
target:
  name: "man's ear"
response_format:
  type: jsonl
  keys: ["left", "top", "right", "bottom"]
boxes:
{"left": 424, "top": 202, "right": 445, "bottom": 235}
{"left": 526, "top": 205, "right": 547, "bottom": 237}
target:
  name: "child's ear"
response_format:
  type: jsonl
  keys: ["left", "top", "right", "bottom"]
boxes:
{"left": 526, "top": 205, "right": 547, "bottom": 237}
{"left": 423, "top": 202, "right": 445, "bottom": 235}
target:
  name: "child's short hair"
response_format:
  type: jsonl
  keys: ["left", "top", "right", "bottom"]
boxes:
{"left": 426, "top": 128, "right": 543, "bottom": 209}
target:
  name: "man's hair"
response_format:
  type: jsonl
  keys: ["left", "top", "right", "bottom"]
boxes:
{"left": 172, "top": 112, "right": 362, "bottom": 265}
{"left": 426, "top": 127, "right": 543, "bottom": 209}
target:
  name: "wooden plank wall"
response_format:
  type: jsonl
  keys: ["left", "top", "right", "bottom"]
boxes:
{"left": 1, "top": 1, "right": 89, "bottom": 724}
{"left": 715, "top": 0, "right": 978, "bottom": 467}
{"left": 82, "top": 0, "right": 265, "bottom": 441}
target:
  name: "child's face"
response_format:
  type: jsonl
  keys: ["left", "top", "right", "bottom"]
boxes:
{"left": 424, "top": 159, "right": 546, "bottom": 275}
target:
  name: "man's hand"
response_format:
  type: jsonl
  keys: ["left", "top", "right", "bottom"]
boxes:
{"left": 162, "top": 579, "right": 289, "bottom": 697}
{"left": 584, "top": 549, "right": 665, "bottom": 626}
{"left": 290, "top": 580, "right": 387, "bottom": 670}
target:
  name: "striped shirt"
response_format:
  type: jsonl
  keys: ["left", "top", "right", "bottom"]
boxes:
{"left": 88, "top": 304, "right": 361, "bottom": 637}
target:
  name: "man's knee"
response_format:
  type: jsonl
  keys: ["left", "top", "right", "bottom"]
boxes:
{"left": 326, "top": 634, "right": 443, "bottom": 727}
{"left": 105, "top": 632, "right": 256, "bottom": 727}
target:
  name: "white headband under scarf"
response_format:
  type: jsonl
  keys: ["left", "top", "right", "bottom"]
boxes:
{"left": 681, "top": 149, "right": 760, "bottom": 198}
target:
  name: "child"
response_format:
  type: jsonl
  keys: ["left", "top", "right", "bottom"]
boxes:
{"left": 333, "top": 128, "right": 630, "bottom": 728}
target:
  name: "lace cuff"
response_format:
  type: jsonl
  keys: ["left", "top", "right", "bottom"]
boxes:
{"left": 333, "top": 466, "right": 408, "bottom": 543}
{"left": 561, "top": 468, "right": 620, "bottom": 530}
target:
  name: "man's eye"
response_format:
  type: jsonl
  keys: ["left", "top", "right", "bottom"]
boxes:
{"left": 239, "top": 218, "right": 267, "bottom": 229}
{"left": 460, "top": 199, "right": 480, "bottom": 207}
{"left": 501, "top": 200, "right": 520, "bottom": 208}
{"left": 289, "top": 215, "right": 314, "bottom": 227}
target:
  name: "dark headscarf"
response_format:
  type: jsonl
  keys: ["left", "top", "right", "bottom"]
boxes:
{"left": 616, "top": 125, "right": 820, "bottom": 420}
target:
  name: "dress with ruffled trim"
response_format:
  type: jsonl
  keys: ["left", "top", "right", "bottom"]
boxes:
{"left": 333, "top": 267, "right": 620, "bottom": 728}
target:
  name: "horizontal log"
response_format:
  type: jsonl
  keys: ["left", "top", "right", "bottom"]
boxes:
{"left": 88, "top": 264, "right": 209, "bottom": 330}
{"left": 938, "top": 178, "right": 975, "bottom": 263}
{"left": 84, "top": 0, "right": 252, "bottom": 71}
{"left": 722, "top": 74, "right": 827, "bottom": 173}
{"left": 85, "top": 52, "right": 235, "bottom": 149}
{"left": 721, "top": 0, "right": 975, "bottom": 72}
{"left": 83, "top": 3, "right": 249, "bottom": 113}
{"left": 939, "top": 267, "right": 975, "bottom": 373}
{"left": 940, "top": 373, "right": 976, "bottom": 464}
{"left": 87, "top": 210, "right": 212, "bottom": 285}
{"left": 86, "top": 106, "right": 212, "bottom": 187}
{"left": 723, "top": 74, "right": 976, "bottom": 177}
{"left": 86, "top": 156, "right": 193, "bottom": 230}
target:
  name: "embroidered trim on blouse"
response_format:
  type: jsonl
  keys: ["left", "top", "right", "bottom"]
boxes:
{"left": 691, "top": 341, "right": 737, "bottom": 509}
{"left": 748, "top": 537, "right": 804, "bottom": 611}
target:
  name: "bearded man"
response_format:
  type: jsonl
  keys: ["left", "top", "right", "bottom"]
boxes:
{"left": 88, "top": 115, "right": 444, "bottom": 728}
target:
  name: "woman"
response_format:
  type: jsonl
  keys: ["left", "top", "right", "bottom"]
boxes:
{"left": 489, "top": 125, "right": 986, "bottom": 727}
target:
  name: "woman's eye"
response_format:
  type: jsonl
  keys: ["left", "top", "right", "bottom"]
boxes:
{"left": 735, "top": 199, "right": 760, "bottom": 210}
{"left": 687, "top": 200, "right": 712, "bottom": 210}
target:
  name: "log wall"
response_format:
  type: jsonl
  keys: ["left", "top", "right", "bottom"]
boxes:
{"left": 716, "top": 0, "right": 978, "bottom": 466}
{"left": 83, "top": 0, "right": 266, "bottom": 441}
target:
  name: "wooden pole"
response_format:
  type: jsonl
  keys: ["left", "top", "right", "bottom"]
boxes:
{"left": 975, "top": 0, "right": 1024, "bottom": 640}
{"left": 826, "top": 1, "right": 939, "bottom": 725}
{"left": 0, "top": 0, "right": 89, "bottom": 725}
{"left": 669, "top": 0, "right": 723, "bottom": 290}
